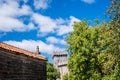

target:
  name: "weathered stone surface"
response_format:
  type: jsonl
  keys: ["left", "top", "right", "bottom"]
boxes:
{"left": 53, "top": 51, "right": 68, "bottom": 80}
{"left": 0, "top": 48, "right": 47, "bottom": 80}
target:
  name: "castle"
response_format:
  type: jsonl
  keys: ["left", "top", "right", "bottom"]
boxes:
{"left": 52, "top": 51, "right": 68, "bottom": 80}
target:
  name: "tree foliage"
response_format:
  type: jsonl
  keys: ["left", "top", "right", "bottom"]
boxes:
{"left": 63, "top": 74, "right": 69, "bottom": 80}
{"left": 66, "top": 21, "right": 110, "bottom": 80}
{"left": 107, "top": 0, "right": 120, "bottom": 79}
{"left": 47, "top": 63, "right": 60, "bottom": 80}
{"left": 65, "top": 0, "right": 120, "bottom": 80}
{"left": 107, "top": 0, "right": 120, "bottom": 57}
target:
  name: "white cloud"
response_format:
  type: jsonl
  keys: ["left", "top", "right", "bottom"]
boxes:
{"left": 23, "top": 0, "right": 28, "bottom": 3}
{"left": 0, "top": 0, "right": 35, "bottom": 32}
{"left": 32, "top": 13, "right": 56, "bottom": 34}
{"left": 0, "top": 16, "right": 25, "bottom": 32}
{"left": 0, "top": 0, "right": 80, "bottom": 36}
{"left": 19, "top": 5, "right": 32, "bottom": 15}
{"left": 69, "top": 16, "right": 80, "bottom": 26}
{"left": 57, "top": 25, "right": 73, "bottom": 36}
{"left": 0, "top": 0, "right": 32, "bottom": 17}
{"left": 34, "top": 0, "right": 50, "bottom": 9}
{"left": 27, "top": 22, "right": 36, "bottom": 30}
{"left": 57, "top": 16, "right": 80, "bottom": 36}
{"left": 56, "top": 18, "right": 67, "bottom": 25}
{"left": 32, "top": 13, "right": 80, "bottom": 36}
{"left": 81, "top": 0, "right": 95, "bottom": 4}
{"left": 0, "top": 0, "right": 19, "bottom": 17}
{"left": 4, "top": 40, "right": 63, "bottom": 54}
{"left": 0, "top": 16, "right": 35, "bottom": 32}
{"left": 46, "top": 36, "right": 66, "bottom": 45}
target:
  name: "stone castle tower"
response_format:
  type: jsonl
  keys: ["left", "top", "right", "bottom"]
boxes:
{"left": 52, "top": 51, "right": 68, "bottom": 80}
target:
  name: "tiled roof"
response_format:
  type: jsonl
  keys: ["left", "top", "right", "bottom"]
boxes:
{"left": 0, "top": 42, "right": 47, "bottom": 61}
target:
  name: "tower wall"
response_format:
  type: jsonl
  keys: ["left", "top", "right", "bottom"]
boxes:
{"left": 52, "top": 51, "right": 68, "bottom": 80}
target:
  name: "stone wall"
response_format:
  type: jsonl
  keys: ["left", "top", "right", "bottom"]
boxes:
{"left": 0, "top": 48, "right": 47, "bottom": 80}
{"left": 52, "top": 51, "right": 68, "bottom": 80}
{"left": 58, "top": 65, "right": 68, "bottom": 80}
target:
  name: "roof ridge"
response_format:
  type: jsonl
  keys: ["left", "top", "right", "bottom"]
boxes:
{"left": 0, "top": 42, "right": 47, "bottom": 61}
{"left": 0, "top": 42, "right": 35, "bottom": 54}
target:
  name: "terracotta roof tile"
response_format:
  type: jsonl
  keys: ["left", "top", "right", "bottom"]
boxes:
{"left": 0, "top": 42, "right": 47, "bottom": 61}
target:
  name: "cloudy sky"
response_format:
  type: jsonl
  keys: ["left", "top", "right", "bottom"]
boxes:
{"left": 0, "top": 0, "right": 110, "bottom": 62}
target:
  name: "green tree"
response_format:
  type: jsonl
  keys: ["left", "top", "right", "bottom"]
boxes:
{"left": 107, "top": 0, "right": 120, "bottom": 79}
{"left": 65, "top": 0, "right": 120, "bottom": 80}
{"left": 66, "top": 21, "right": 105, "bottom": 80}
{"left": 66, "top": 21, "right": 117, "bottom": 80}
{"left": 107, "top": 0, "right": 120, "bottom": 56}
{"left": 47, "top": 63, "right": 60, "bottom": 80}
{"left": 63, "top": 74, "right": 69, "bottom": 80}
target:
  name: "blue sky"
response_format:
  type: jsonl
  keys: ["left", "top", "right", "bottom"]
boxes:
{"left": 0, "top": 0, "right": 110, "bottom": 63}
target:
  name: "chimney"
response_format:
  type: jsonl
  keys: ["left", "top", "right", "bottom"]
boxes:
{"left": 36, "top": 46, "right": 40, "bottom": 54}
